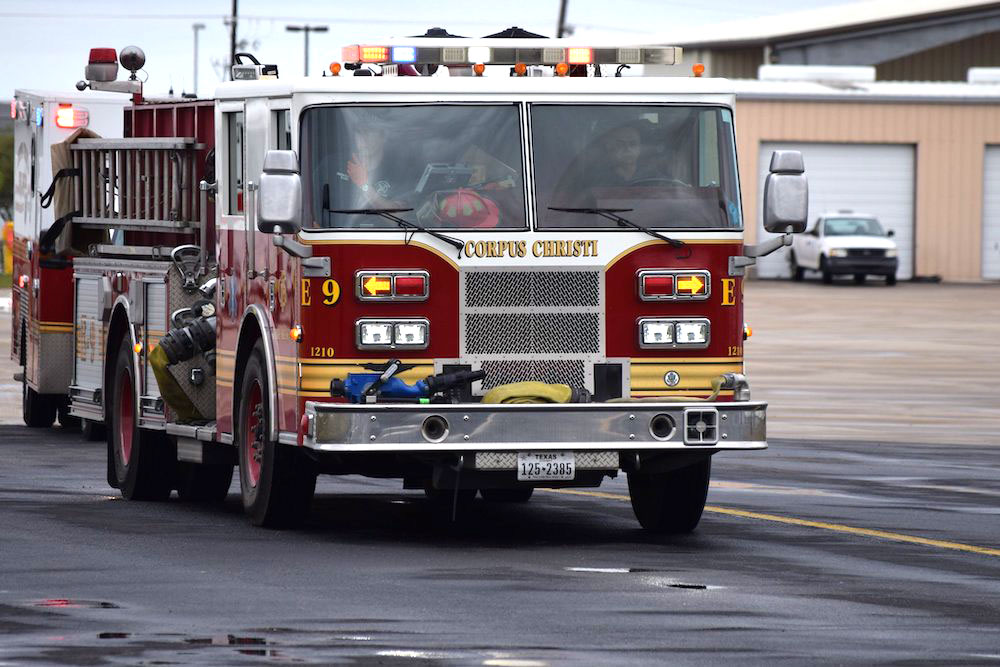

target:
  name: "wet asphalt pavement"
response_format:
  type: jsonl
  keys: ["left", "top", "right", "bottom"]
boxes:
{"left": 2, "top": 425, "right": 999, "bottom": 665}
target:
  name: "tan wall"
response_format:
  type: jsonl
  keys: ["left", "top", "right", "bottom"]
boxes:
{"left": 735, "top": 99, "right": 1000, "bottom": 281}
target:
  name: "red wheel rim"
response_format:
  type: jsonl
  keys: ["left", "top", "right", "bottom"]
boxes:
{"left": 118, "top": 368, "right": 133, "bottom": 466}
{"left": 244, "top": 380, "right": 263, "bottom": 488}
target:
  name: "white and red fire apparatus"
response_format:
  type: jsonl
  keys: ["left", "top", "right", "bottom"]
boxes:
{"left": 12, "top": 37, "right": 808, "bottom": 532}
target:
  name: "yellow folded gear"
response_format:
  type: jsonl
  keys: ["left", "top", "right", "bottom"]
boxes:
{"left": 149, "top": 345, "right": 204, "bottom": 422}
{"left": 482, "top": 381, "right": 574, "bottom": 404}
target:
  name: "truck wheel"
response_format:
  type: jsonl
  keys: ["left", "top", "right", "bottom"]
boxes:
{"left": 627, "top": 458, "right": 711, "bottom": 534}
{"left": 237, "top": 341, "right": 316, "bottom": 527}
{"left": 176, "top": 461, "right": 233, "bottom": 502}
{"left": 886, "top": 274, "right": 897, "bottom": 286}
{"left": 58, "top": 404, "right": 81, "bottom": 430}
{"left": 22, "top": 376, "right": 56, "bottom": 428}
{"left": 81, "top": 419, "right": 106, "bottom": 441}
{"left": 789, "top": 252, "right": 804, "bottom": 282}
{"left": 110, "top": 337, "right": 174, "bottom": 500}
{"left": 480, "top": 487, "right": 534, "bottom": 502}
{"left": 820, "top": 257, "right": 834, "bottom": 285}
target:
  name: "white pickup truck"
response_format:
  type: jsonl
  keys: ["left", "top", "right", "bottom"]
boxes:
{"left": 789, "top": 212, "right": 899, "bottom": 285}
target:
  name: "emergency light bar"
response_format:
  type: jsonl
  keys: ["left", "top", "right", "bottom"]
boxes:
{"left": 341, "top": 39, "right": 680, "bottom": 67}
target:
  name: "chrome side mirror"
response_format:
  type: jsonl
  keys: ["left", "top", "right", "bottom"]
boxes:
{"left": 763, "top": 150, "right": 807, "bottom": 234}
{"left": 258, "top": 149, "right": 302, "bottom": 234}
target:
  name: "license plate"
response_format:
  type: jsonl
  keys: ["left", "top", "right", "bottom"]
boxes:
{"left": 517, "top": 451, "right": 575, "bottom": 481}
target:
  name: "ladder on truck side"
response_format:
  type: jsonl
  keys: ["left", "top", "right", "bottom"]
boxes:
{"left": 68, "top": 136, "right": 217, "bottom": 434}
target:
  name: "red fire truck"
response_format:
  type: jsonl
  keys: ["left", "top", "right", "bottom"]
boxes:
{"left": 17, "top": 38, "right": 807, "bottom": 532}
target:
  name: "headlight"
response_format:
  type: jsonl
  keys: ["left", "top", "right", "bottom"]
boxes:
{"left": 357, "top": 319, "right": 429, "bottom": 349}
{"left": 638, "top": 318, "right": 710, "bottom": 348}
{"left": 885, "top": 249, "right": 897, "bottom": 258}
{"left": 640, "top": 320, "right": 673, "bottom": 345}
{"left": 394, "top": 321, "right": 427, "bottom": 346}
{"left": 676, "top": 321, "right": 709, "bottom": 345}
{"left": 829, "top": 248, "right": 848, "bottom": 258}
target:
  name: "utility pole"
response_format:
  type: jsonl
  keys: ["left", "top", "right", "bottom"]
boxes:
{"left": 286, "top": 24, "right": 329, "bottom": 76}
{"left": 228, "top": 0, "right": 238, "bottom": 80}
{"left": 192, "top": 23, "right": 205, "bottom": 96}
{"left": 557, "top": 0, "right": 569, "bottom": 37}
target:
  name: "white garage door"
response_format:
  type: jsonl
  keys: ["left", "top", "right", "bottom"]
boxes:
{"left": 756, "top": 143, "right": 915, "bottom": 280}
{"left": 983, "top": 146, "right": 1000, "bottom": 280}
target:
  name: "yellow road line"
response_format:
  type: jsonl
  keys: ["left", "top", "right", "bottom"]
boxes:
{"left": 539, "top": 488, "right": 1000, "bottom": 557}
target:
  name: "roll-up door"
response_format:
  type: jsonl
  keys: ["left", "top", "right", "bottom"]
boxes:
{"left": 757, "top": 143, "right": 915, "bottom": 280}
{"left": 983, "top": 146, "right": 1000, "bottom": 280}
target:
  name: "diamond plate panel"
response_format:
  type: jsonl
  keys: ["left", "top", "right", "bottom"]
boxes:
{"left": 475, "top": 451, "right": 619, "bottom": 469}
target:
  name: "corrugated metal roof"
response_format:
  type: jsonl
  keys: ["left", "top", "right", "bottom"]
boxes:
{"left": 730, "top": 77, "right": 1000, "bottom": 102}
{"left": 651, "top": 0, "right": 1000, "bottom": 48}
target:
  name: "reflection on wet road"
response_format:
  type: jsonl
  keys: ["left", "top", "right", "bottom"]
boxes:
{"left": 2, "top": 426, "right": 999, "bottom": 664}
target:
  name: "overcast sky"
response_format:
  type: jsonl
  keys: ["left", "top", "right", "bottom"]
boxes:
{"left": 1, "top": 0, "right": 849, "bottom": 98}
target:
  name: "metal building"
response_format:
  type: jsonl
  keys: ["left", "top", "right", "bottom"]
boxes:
{"left": 658, "top": 0, "right": 1000, "bottom": 81}
{"left": 735, "top": 78, "right": 1000, "bottom": 282}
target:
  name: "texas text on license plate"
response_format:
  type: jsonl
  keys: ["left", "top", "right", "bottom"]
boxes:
{"left": 517, "top": 451, "right": 575, "bottom": 481}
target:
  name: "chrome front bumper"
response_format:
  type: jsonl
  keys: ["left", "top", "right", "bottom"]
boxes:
{"left": 303, "top": 400, "right": 767, "bottom": 453}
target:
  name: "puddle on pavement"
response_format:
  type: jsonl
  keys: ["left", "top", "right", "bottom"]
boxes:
{"left": 34, "top": 599, "right": 120, "bottom": 609}
{"left": 183, "top": 635, "right": 266, "bottom": 646}
{"left": 564, "top": 567, "right": 710, "bottom": 590}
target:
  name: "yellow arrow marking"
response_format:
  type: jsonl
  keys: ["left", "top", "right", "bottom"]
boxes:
{"left": 677, "top": 275, "right": 704, "bottom": 293}
{"left": 363, "top": 275, "right": 391, "bottom": 295}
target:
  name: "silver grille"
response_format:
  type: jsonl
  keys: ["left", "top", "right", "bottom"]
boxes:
{"left": 481, "top": 359, "right": 586, "bottom": 390}
{"left": 460, "top": 268, "right": 604, "bottom": 394}
{"left": 465, "top": 313, "right": 599, "bottom": 355}
{"left": 465, "top": 271, "right": 600, "bottom": 308}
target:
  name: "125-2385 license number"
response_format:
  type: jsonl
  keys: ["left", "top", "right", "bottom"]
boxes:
{"left": 517, "top": 451, "right": 576, "bottom": 481}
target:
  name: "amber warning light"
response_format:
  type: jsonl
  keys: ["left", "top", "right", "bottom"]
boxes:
{"left": 357, "top": 271, "right": 429, "bottom": 301}
{"left": 638, "top": 270, "right": 710, "bottom": 301}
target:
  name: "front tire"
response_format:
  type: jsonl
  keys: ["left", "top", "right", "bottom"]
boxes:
{"left": 237, "top": 341, "right": 316, "bottom": 527}
{"left": 886, "top": 274, "right": 897, "bottom": 286}
{"left": 820, "top": 257, "right": 834, "bottom": 284}
{"left": 109, "top": 337, "right": 174, "bottom": 500}
{"left": 628, "top": 458, "right": 712, "bottom": 534}
{"left": 789, "top": 252, "right": 804, "bottom": 282}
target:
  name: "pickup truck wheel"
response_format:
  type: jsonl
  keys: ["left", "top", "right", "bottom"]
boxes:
{"left": 237, "top": 341, "right": 316, "bottom": 527}
{"left": 110, "top": 337, "right": 174, "bottom": 500}
{"left": 627, "top": 458, "right": 711, "bottom": 534}
{"left": 480, "top": 487, "right": 534, "bottom": 503}
{"left": 177, "top": 461, "right": 233, "bottom": 502}
{"left": 789, "top": 252, "right": 804, "bottom": 282}
{"left": 886, "top": 274, "right": 897, "bottom": 286}
{"left": 820, "top": 257, "right": 834, "bottom": 284}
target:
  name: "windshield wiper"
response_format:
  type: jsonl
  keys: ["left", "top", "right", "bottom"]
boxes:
{"left": 327, "top": 207, "right": 465, "bottom": 259}
{"left": 548, "top": 207, "right": 686, "bottom": 250}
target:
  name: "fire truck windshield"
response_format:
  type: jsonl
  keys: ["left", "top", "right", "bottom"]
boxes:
{"left": 532, "top": 105, "right": 742, "bottom": 230}
{"left": 300, "top": 104, "right": 526, "bottom": 230}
